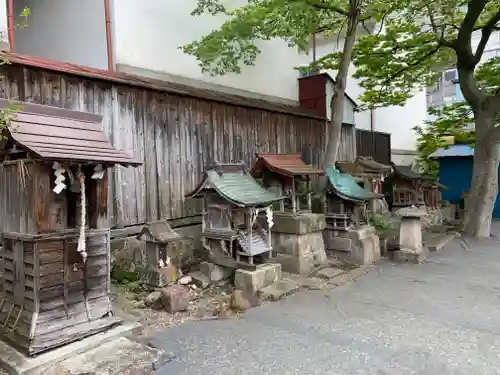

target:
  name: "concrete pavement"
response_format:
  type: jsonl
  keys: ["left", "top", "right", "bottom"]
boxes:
{"left": 151, "top": 226, "right": 500, "bottom": 374}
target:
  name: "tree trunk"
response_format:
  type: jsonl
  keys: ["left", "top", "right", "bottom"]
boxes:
{"left": 322, "top": 15, "right": 358, "bottom": 167}
{"left": 463, "top": 114, "right": 500, "bottom": 238}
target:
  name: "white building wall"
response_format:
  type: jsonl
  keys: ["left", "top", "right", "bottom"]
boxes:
{"left": 111, "top": 0, "right": 311, "bottom": 102}
{"left": 0, "top": 1, "right": 8, "bottom": 49}
{"left": 13, "top": 0, "right": 107, "bottom": 69}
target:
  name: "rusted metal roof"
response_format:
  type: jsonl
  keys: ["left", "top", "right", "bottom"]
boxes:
{"left": 0, "top": 52, "right": 324, "bottom": 120}
{"left": 355, "top": 156, "right": 391, "bottom": 173}
{"left": 335, "top": 161, "right": 363, "bottom": 175}
{"left": 1, "top": 99, "right": 140, "bottom": 166}
{"left": 252, "top": 153, "right": 324, "bottom": 177}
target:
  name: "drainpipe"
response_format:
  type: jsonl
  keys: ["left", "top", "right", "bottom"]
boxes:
{"left": 370, "top": 108, "right": 374, "bottom": 131}
{"left": 104, "top": 0, "right": 114, "bottom": 71}
{"left": 7, "top": 0, "right": 14, "bottom": 52}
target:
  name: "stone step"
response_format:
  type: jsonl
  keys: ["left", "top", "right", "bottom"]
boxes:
{"left": 259, "top": 279, "right": 299, "bottom": 301}
{"left": 315, "top": 267, "right": 346, "bottom": 280}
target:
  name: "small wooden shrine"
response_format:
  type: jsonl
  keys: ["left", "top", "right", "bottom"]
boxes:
{"left": 422, "top": 178, "right": 448, "bottom": 210}
{"left": 336, "top": 156, "right": 391, "bottom": 194}
{"left": 323, "top": 166, "right": 383, "bottom": 233}
{"left": 384, "top": 163, "right": 425, "bottom": 208}
{"left": 185, "top": 162, "right": 284, "bottom": 267}
{"left": 250, "top": 153, "right": 323, "bottom": 213}
{"left": 0, "top": 100, "right": 141, "bottom": 355}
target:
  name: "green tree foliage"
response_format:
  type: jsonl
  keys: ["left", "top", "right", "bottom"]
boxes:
{"left": 352, "top": 0, "right": 500, "bottom": 238}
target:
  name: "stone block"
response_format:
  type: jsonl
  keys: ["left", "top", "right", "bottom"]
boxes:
{"left": 347, "top": 226, "right": 381, "bottom": 265}
{"left": 271, "top": 212, "right": 326, "bottom": 234}
{"left": 269, "top": 250, "right": 326, "bottom": 275}
{"left": 316, "top": 267, "right": 345, "bottom": 280}
{"left": 147, "top": 263, "right": 178, "bottom": 287}
{"left": 259, "top": 279, "right": 299, "bottom": 301}
{"left": 234, "top": 263, "right": 282, "bottom": 294}
{"left": 160, "top": 285, "right": 190, "bottom": 313}
{"left": 200, "top": 261, "right": 234, "bottom": 281}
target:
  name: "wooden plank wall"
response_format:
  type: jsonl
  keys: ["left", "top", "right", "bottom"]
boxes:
{"left": 0, "top": 65, "right": 356, "bottom": 228}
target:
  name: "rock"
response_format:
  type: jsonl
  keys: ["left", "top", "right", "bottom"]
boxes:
{"left": 259, "top": 279, "right": 299, "bottom": 301}
{"left": 200, "top": 262, "right": 234, "bottom": 281}
{"left": 230, "top": 289, "right": 260, "bottom": 312}
{"left": 160, "top": 285, "right": 190, "bottom": 313}
{"left": 128, "top": 370, "right": 150, "bottom": 375}
{"left": 178, "top": 275, "right": 192, "bottom": 285}
{"left": 144, "top": 291, "right": 162, "bottom": 308}
{"left": 189, "top": 271, "right": 211, "bottom": 289}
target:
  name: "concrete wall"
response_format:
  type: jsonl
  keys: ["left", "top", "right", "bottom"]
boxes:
{"left": 112, "top": 0, "right": 311, "bottom": 102}
{"left": 13, "top": 0, "right": 108, "bottom": 69}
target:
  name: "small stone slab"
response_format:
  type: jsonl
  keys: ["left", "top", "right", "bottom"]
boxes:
{"left": 393, "top": 248, "right": 430, "bottom": 264}
{"left": 315, "top": 267, "right": 346, "bottom": 280}
{"left": 427, "top": 234, "right": 456, "bottom": 252}
{"left": 189, "top": 271, "right": 211, "bottom": 289}
{"left": 259, "top": 279, "right": 299, "bottom": 301}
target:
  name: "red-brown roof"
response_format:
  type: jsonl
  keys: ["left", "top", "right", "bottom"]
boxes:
{"left": 1, "top": 99, "right": 140, "bottom": 166}
{"left": 252, "top": 153, "right": 323, "bottom": 177}
{"left": 0, "top": 52, "right": 324, "bottom": 120}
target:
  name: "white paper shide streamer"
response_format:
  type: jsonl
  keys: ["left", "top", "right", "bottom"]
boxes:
{"left": 52, "top": 162, "right": 67, "bottom": 194}
{"left": 77, "top": 166, "right": 87, "bottom": 263}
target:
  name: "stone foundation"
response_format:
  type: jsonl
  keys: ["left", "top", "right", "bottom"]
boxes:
{"left": 347, "top": 226, "right": 381, "bottom": 265}
{"left": 267, "top": 212, "right": 327, "bottom": 274}
{"left": 324, "top": 225, "right": 381, "bottom": 265}
{"left": 234, "top": 264, "right": 282, "bottom": 294}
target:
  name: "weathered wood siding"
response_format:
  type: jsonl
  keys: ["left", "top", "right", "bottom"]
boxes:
{"left": 0, "top": 65, "right": 337, "bottom": 228}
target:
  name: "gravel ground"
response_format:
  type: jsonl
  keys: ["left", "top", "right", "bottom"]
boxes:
{"left": 150, "top": 226, "right": 500, "bottom": 374}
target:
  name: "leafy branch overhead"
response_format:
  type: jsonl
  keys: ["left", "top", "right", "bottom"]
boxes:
{"left": 181, "top": 0, "right": 392, "bottom": 76}
{"left": 353, "top": 0, "right": 500, "bottom": 108}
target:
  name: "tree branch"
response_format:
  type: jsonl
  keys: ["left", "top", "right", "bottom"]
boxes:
{"left": 474, "top": 9, "right": 500, "bottom": 64}
{"left": 306, "top": 0, "right": 349, "bottom": 16}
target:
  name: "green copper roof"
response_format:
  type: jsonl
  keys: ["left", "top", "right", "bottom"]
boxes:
{"left": 186, "top": 163, "right": 284, "bottom": 207}
{"left": 325, "top": 166, "right": 383, "bottom": 202}
{"left": 391, "top": 163, "right": 423, "bottom": 180}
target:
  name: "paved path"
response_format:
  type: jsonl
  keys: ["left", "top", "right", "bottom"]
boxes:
{"left": 152, "top": 229, "right": 500, "bottom": 374}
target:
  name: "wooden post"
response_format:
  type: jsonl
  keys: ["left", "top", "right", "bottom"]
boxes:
{"left": 89, "top": 171, "right": 109, "bottom": 229}
{"left": 291, "top": 180, "right": 297, "bottom": 214}
{"left": 247, "top": 209, "right": 252, "bottom": 256}
{"left": 306, "top": 176, "right": 312, "bottom": 211}
{"left": 279, "top": 184, "right": 285, "bottom": 212}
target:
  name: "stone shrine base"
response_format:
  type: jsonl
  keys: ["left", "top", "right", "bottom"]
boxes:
{"left": 324, "top": 225, "right": 381, "bottom": 266}
{"left": 267, "top": 212, "right": 327, "bottom": 275}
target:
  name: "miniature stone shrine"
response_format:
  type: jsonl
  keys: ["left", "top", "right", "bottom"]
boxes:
{"left": 323, "top": 166, "right": 382, "bottom": 265}
{"left": 137, "top": 220, "right": 185, "bottom": 287}
{"left": 384, "top": 164, "right": 425, "bottom": 209}
{"left": 185, "top": 162, "right": 284, "bottom": 268}
{"left": 0, "top": 100, "right": 141, "bottom": 355}
{"left": 393, "top": 207, "right": 429, "bottom": 263}
{"left": 251, "top": 153, "right": 327, "bottom": 274}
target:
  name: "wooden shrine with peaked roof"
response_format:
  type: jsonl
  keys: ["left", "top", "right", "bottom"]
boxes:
{"left": 185, "top": 162, "right": 284, "bottom": 267}
{"left": 384, "top": 164, "right": 425, "bottom": 208}
{"left": 251, "top": 153, "right": 323, "bottom": 214}
{"left": 0, "top": 100, "right": 141, "bottom": 355}
{"left": 336, "top": 156, "right": 391, "bottom": 194}
{"left": 323, "top": 166, "right": 383, "bottom": 232}
{"left": 323, "top": 166, "right": 382, "bottom": 253}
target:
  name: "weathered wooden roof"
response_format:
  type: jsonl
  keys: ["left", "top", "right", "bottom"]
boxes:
{"left": 355, "top": 156, "right": 392, "bottom": 173}
{"left": 391, "top": 163, "right": 423, "bottom": 180}
{"left": 325, "top": 166, "right": 383, "bottom": 202}
{"left": 185, "top": 163, "right": 284, "bottom": 207}
{"left": 0, "top": 52, "right": 324, "bottom": 120}
{"left": 137, "top": 220, "right": 183, "bottom": 244}
{"left": 252, "top": 153, "right": 323, "bottom": 178}
{"left": 1, "top": 99, "right": 140, "bottom": 166}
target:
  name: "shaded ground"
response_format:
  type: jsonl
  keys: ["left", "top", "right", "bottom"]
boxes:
{"left": 150, "top": 225, "right": 500, "bottom": 374}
